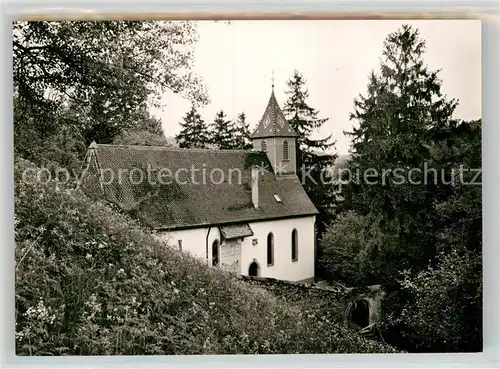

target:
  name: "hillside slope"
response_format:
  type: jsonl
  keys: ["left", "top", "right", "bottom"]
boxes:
{"left": 14, "top": 158, "right": 397, "bottom": 355}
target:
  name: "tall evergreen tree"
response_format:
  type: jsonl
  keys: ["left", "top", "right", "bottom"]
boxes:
{"left": 210, "top": 110, "right": 238, "bottom": 150}
{"left": 343, "top": 24, "right": 459, "bottom": 281}
{"left": 175, "top": 106, "right": 210, "bottom": 148}
{"left": 234, "top": 112, "right": 253, "bottom": 150}
{"left": 282, "top": 70, "right": 338, "bottom": 237}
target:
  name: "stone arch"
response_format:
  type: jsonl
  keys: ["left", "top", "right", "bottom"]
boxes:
{"left": 344, "top": 285, "right": 386, "bottom": 332}
{"left": 348, "top": 298, "right": 371, "bottom": 329}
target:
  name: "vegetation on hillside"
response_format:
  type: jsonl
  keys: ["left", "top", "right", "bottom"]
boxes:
{"left": 15, "top": 158, "right": 397, "bottom": 355}
{"left": 13, "top": 20, "right": 482, "bottom": 355}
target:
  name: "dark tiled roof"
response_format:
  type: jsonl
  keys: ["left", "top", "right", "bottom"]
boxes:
{"left": 219, "top": 223, "right": 254, "bottom": 239}
{"left": 85, "top": 144, "right": 318, "bottom": 230}
{"left": 251, "top": 90, "right": 297, "bottom": 139}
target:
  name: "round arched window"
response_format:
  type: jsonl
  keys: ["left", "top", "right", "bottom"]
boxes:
{"left": 267, "top": 233, "right": 274, "bottom": 266}
{"left": 291, "top": 229, "right": 298, "bottom": 262}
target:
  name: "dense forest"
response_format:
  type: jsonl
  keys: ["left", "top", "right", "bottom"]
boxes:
{"left": 14, "top": 21, "right": 481, "bottom": 354}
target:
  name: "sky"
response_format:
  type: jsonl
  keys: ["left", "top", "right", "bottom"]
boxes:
{"left": 150, "top": 20, "right": 481, "bottom": 155}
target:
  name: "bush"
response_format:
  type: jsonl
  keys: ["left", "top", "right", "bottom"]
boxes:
{"left": 319, "top": 211, "right": 402, "bottom": 287}
{"left": 387, "top": 249, "right": 482, "bottom": 352}
{"left": 15, "top": 157, "right": 397, "bottom": 355}
{"left": 319, "top": 211, "right": 366, "bottom": 285}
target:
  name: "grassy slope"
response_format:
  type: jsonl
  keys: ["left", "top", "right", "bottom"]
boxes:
{"left": 14, "top": 158, "right": 397, "bottom": 355}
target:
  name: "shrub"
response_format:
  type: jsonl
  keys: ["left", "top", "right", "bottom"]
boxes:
{"left": 319, "top": 211, "right": 402, "bottom": 287}
{"left": 15, "top": 157, "right": 397, "bottom": 355}
{"left": 319, "top": 211, "right": 366, "bottom": 285}
{"left": 387, "top": 249, "right": 482, "bottom": 352}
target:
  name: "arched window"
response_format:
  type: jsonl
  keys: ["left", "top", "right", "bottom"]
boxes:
{"left": 212, "top": 240, "right": 219, "bottom": 267}
{"left": 261, "top": 140, "right": 267, "bottom": 152}
{"left": 267, "top": 233, "right": 274, "bottom": 266}
{"left": 291, "top": 229, "right": 298, "bottom": 262}
{"left": 283, "top": 140, "right": 289, "bottom": 160}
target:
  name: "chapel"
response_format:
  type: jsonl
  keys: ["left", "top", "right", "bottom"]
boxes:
{"left": 82, "top": 87, "right": 318, "bottom": 283}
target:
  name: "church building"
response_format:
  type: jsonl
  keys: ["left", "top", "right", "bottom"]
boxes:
{"left": 82, "top": 88, "right": 318, "bottom": 283}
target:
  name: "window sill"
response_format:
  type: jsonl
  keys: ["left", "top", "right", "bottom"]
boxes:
{"left": 292, "top": 259, "right": 298, "bottom": 263}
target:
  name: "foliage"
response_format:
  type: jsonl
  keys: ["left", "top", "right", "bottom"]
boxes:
{"left": 133, "top": 110, "right": 166, "bottom": 138}
{"left": 320, "top": 211, "right": 383, "bottom": 286}
{"left": 233, "top": 112, "right": 253, "bottom": 150}
{"left": 431, "top": 119, "right": 482, "bottom": 255}
{"left": 340, "top": 24, "right": 462, "bottom": 285}
{"left": 387, "top": 249, "right": 482, "bottom": 352}
{"left": 112, "top": 109, "right": 172, "bottom": 147}
{"left": 243, "top": 151, "right": 273, "bottom": 173}
{"left": 15, "top": 157, "right": 397, "bottom": 355}
{"left": 175, "top": 106, "right": 211, "bottom": 149}
{"left": 282, "top": 70, "right": 338, "bottom": 237}
{"left": 321, "top": 24, "right": 482, "bottom": 353}
{"left": 14, "top": 20, "right": 208, "bottom": 163}
{"left": 113, "top": 130, "right": 172, "bottom": 147}
{"left": 209, "top": 110, "right": 238, "bottom": 150}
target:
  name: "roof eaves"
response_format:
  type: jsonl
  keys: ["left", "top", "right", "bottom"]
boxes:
{"left": 153, "top": 212, "right": 319, "bottom": 232}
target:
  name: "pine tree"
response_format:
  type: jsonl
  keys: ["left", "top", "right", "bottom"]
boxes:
{"left": 344, "top": 24, "right": 459, "bottom": 281}
{"left": 210, "top": 110, "right": 238, "bottom": 150}
{"left": 175, "top": 106, "right": 210, "bottom": 148}
{"left": 234, "top": 112, "right": 252, "bottom": 150}
{"left": 282, "top": 70, "right": 338, "bottom": 237}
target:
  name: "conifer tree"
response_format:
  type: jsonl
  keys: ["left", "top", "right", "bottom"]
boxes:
{"left": 175, "top": 106, "right": 210, "bottom": 149}
{"left": 209, "top": 110, "right": 238, "bottom": 150}
{"left": 283, "top": 70, "right": 338, "bottom": 236}
{"left": 234, "top": 112, "right": 252, "bottom": 150}
{"left": 344, "top": 24, "right": 459, "bottom": 280}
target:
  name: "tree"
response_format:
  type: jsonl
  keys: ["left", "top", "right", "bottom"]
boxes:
{"left": 282, "top": 70, "right": 337, "bottom": 237}
{"left": 175, "top": 106, "right": 211, "bottom": 148}
{"left": 332, "top": 25, "right": 482, "bottom": 353}
{"left": 13, "top": 20, "right": 209, "bottom": 163}
{"left": 341, "top": 24, "right": 460, "bottom": 283}
{"left": 113, "top": 106, "right": 170, "bottom": 147}
{"left": 234, "top": 112, "right": 253, "bottom": 150}
{"left": 113, "top": 130, "right": 172, "bottom": 147}
{"left": 209, "top": 110, "right": 238, "bottom": 150}
{"left": 134, "top": 108, "right": 166, "bottom": 138}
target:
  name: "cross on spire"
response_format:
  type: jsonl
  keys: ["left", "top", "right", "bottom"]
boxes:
{"left": 271, "top": 69, "right": 275, "bottom": 90}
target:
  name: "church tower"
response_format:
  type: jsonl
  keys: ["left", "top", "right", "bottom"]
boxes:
{"left": 251, "top": 86, "right": 298, "bottom": 177}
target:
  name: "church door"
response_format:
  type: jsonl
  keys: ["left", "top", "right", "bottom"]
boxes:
{"left": 248, "top": 261, "right": 259, "bottom": 277}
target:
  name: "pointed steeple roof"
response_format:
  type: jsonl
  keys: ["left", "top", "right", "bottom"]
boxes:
{"left": 251, "top": 89, "right": 297, "bottom": 139}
